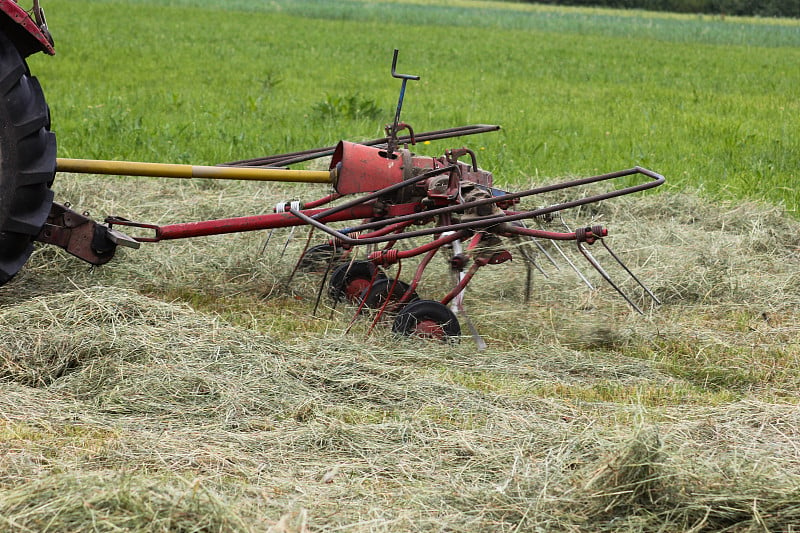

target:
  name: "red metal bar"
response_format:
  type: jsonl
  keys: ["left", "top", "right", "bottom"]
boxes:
{"left": 502, "top": 224, "right": 605, "bottom": 241}
{"left": 367, "top": 231, "right": 468, "bottom": 265}
{"left": 359, "top": 219, "right": 416, "bottom": 241}
{"left": 154, "top": 205, "right": 377, "bottom": 241}
{"left": 299, "top": 193, "right": 341, "bottom": 210}
{"left": 405, "top": 247, "right": 440, "bottom": 302}
{"left": 441, "top": 261, "right": 483, "bottom": 306}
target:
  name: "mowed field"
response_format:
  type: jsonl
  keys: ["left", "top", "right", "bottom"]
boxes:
{"left": 2, "top": 1, "right": 800, "bottom": 531}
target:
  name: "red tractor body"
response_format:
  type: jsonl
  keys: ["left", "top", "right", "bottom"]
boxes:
{"left": 0, "top": 0, "right": 54, "bottom": 56}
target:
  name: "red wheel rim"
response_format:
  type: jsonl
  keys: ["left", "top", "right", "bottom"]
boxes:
{"left": 345, "top": 278, "right": 372, "bottom": 302}
{"left": 414, "top": 319, "right": 446, "bottom": 340}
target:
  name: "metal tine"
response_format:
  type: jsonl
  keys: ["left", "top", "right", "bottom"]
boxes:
{"left": 524, "top": 262, "right": 533, "bottom": 304}
{"left": 278, "top": 226, "right": 296, "bottom": 261}
{"left": 512, "top": 237, "right": 545, "bottom": 303}
{"left": 576, "top": 241, "right": 644, "bottom": 315}
{"left": 312, "top": 243, "right": 337, "bottom": 317}
{"left": 450, "top": 237, "right": 487, "bottom": 351}
{"left": 559, "top": 213, "right": 657, "bottom": 312}
{"left": 553, "top": 215, "right": 595, "bottom": 290}
{"left": 549, "top": 239, "right": 595, "bottom": 290}
{"left": 285, "top": 227, "right": 316, "bottom": 288}
{"left": 515, "top": 220, "right": 560, "bottom": 271}
{"left": 260, "top": 229, "right": 275, "bottom": 255}
{"left": 514, "top": 238, "right": 549, "bottom": 279}
{"left": 531, "top": 238, "right": 560, "bottom": 271}
{"left": 459, "top": 305, "right": 487, "bottom": 352}
{"left": 524, "top": 219, "right": 598, "bottom": 290}
{"left": 599, "top": 239, "right": 661, "bottom": 305}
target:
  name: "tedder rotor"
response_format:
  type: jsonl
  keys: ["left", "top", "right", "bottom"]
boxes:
{"left": 0, "top": 3, "right": 664, "bottom": 344}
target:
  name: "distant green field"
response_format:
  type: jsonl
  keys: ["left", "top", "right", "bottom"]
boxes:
{"left": 31, "top": 0, "right": 800, "bottom": 212}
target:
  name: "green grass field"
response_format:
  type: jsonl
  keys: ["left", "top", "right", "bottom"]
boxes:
{"left": 3, "top": 1, "right": 800, "bottom": 531}
{"left": 31, "top": 0, "right": 800, "bottom": 211}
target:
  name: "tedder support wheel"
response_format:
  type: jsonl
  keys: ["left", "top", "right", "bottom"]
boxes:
{"left": 0, "top": 32, "right": 56, "bottom": 286}
{"left": 360, "top": 278, "right": 418, "bottom": 313}
{"left": 297, "top": 243, "right": 343, "bottom": 273}
{"left": 392, "top": 299, "right": 461, "bottom": 342}
{"left": 329, "top": 260, "right": 386, "bottom": 303}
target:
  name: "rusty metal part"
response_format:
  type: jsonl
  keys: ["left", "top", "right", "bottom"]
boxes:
{"left": 331, "top": 141, "right": 408, "bottom": 195}
{"left": 386, "top": 49, "right": 419, "bottom": 156}
{"left": 368, "top": 231, "right": 469, "bottom": 266}
{"left": 290, "top": 206, "right": 579, "bottom": 247}
{"left": 313, "top": 164, "right": 457, "bottom": 222}
{"left": 338, "top": 166, "right": 664, "bottom": 237}
{"left": 221, "top": 125, "right": 501, "bottom": 168}
{"left": 0, "top": 0, "right": 55, "bottom": 56}
{"left": 445, "top": 147, "right": 478, "bottom": 172}
{"left": 35, "top": 203, "right": 139, "bottom": 265}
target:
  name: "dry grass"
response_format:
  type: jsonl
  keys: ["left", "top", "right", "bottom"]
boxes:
{"left": 1, "top": 172, "right": 799, "bottom": 531}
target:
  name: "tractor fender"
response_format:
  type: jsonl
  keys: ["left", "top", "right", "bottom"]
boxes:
{"left": 0, "top": 0, "right": 54, "bottom": 57}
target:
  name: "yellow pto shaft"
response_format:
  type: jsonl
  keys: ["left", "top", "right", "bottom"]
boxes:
{"left": 56, "top": 158, "right": 333, "bottom": 184}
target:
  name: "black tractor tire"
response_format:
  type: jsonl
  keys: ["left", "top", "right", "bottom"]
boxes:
{"left": 0, "top": 31, "right": 56, "bottom": 286}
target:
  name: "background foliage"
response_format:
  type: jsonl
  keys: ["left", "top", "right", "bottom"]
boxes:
{"left": 515, "top": 0, "right": 800, "bottom": 17}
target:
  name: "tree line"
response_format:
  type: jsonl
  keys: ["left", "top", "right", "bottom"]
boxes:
{"left": 517, "top": 0, "right": 799, "bottom": 18}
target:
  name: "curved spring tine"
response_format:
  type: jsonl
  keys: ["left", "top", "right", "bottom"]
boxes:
{"left": 560, "top": 213, "right": 659, "bottom": 309}
{"left": 286, "top": 227, "right": 316, "bottom": 287}
{"left": 518, "top": 243, "right": 548, "bottom": 278}
{"left": 511, "top": 225, "right": 553, "bottom": 277}
{"left": 517, "top": 220, "right": 560, "bottom": 271}
{"left": 313, "top": 245, "right": 338, "bottom": 317}
{"left": 577, "top": 242, "right": 644, "bottom": 315}
{"left": 524, "top": 262, "right": 532, "bottom": 304}
{"left": 530, "top": 238, "right": 560, "bottom": 271}
{"left": 448, "top": 239, "right": 486, "bottom": 351}
{"left": 554, "top": 215, "right": 595, "bottom": 289}
{"left": 600, "top": 239, "right": 661, "bottom": 305}
{"left": 260, "top": 229, "right": 275, "bottom": 255}
{"left": 279, "top": 226, "right": 296, "bottom": 261}
{"left": 552, "top": 240, "right": 595, "bottom": 290}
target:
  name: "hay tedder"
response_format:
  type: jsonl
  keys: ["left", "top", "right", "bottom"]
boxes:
{"left": 0, "top": 1, "right": 664, "bottom": 343}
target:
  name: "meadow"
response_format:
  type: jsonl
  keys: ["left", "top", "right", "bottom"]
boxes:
{"left": 2, "top": 0, "right": 800, "bottom": 531}
{"left": 32, "top": 0, "right": 800, "bottom": 210}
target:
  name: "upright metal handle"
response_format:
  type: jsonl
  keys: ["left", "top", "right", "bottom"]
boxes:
{"left": 387, "top": 49, "right": 420, "bottom": 155}
{"left": 391, "top": 49, "right": 420, "bottom": 81}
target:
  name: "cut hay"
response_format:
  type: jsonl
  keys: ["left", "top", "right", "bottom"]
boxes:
{"left": 1, "top": 173, "right": 800, "bottom": 530}
{"left": 0, "top": 472, "right": 247, "bottom": 532}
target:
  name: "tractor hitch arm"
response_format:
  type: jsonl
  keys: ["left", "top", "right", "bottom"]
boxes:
{"left": 35, "top": 203, "right": 139, "bottom": 266}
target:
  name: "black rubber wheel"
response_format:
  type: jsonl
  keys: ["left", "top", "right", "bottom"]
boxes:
{"left": 360, "top": 278, "right": 418, "bottom": 312}
{"left": 328, "top": 260, "right": 386, "bottom": 303}
{"left": 0, "top": 32, "right": 56, "bottom": 286}
{"left": 392, "top": 299, "right": 461, "bottom": 342}
{"left": 297, "top": 243, "right": 343, "bottom": 273}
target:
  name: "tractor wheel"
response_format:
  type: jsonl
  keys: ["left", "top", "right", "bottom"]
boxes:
{"left": 0, "top": 32, "right": 56, "bottom": 286}
{"left": 328, "top": 260, "right": 386, "bottom": 303}
{"left": 392, "top": 299, "right": 461, "bottom": 342}
{"left": 360, "top": 278, "right": 418, "bottom": 313}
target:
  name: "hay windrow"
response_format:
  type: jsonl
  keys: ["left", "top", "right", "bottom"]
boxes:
{"left": 0, "top": 472, "right": 249, "bottom": 532}
{"left": 1, "top": 172, "right": 800, "bottom": 530}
